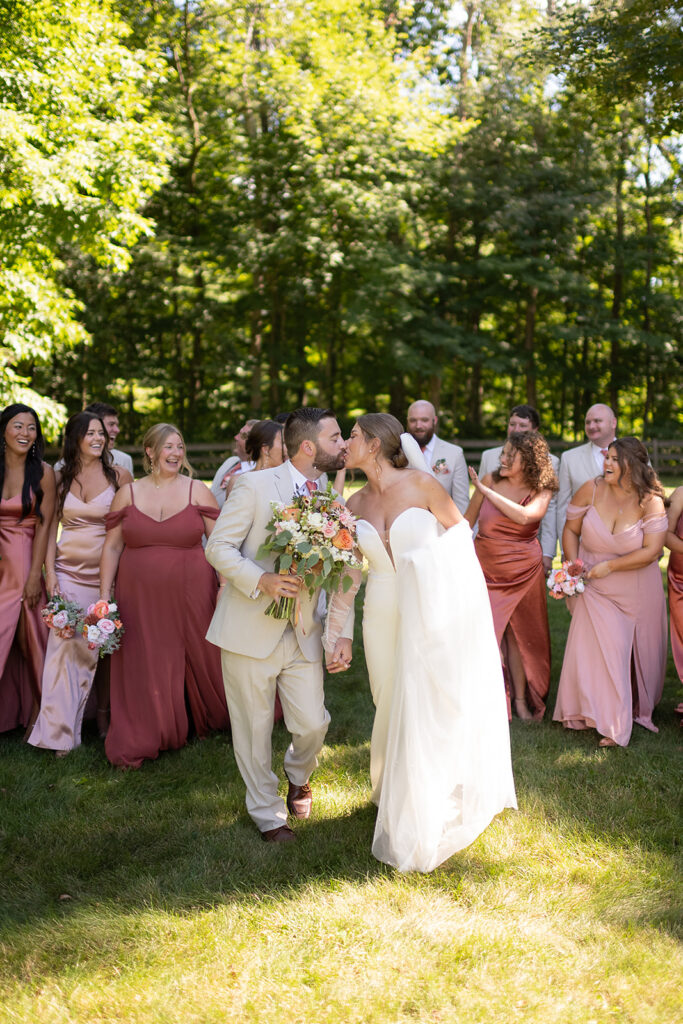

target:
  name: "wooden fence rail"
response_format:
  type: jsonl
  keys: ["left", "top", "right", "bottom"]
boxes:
{"left": 45, "top": 439, "right": 683, "bottom": 478}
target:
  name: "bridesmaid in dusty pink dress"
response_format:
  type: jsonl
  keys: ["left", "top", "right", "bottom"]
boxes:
{"left": 29, "top": 413, "right": 132, "bottom": 754}
{"left": 99, "top": 423, "right": 229, "bottom": 768}
{"left": 467, "top": 432, "right": 558, "bottom": 720}
{"left": 553, "top": 438, "right": 667, "bottom": 747}
{"left": 0, "top": 404, "right": 55, "bottom": 734}
{"left": 665, "top": 486, "right": 683, "bottom": 720}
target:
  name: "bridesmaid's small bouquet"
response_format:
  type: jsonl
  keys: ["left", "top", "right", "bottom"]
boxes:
{"left": 547, "top": 560, "right": 586, "bottom": 600}
{"left": 257, "top": 482, "right": 362, "bottom": 621}
{"left": 77, "top": 600, "right": 125, "bottom": 657}
{"left": 41, "top": 595, "right": 81, "bottom": 639}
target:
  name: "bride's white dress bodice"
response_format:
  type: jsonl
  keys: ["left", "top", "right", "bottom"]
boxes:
{"left": 353, "top": 509, "right": 516, "bottom": 873}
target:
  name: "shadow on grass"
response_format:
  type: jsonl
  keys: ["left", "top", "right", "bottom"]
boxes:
{"left": 1, "top": 592, "right": 681, "bottom": 953}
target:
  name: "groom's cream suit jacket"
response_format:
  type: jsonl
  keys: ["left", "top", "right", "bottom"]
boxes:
{"left": 205, "top": 463, "right": 353, "bottom": 662}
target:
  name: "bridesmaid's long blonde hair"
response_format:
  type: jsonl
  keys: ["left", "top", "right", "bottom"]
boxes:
{"left": 142, "top": 423, "right": 194, "bottom": 477}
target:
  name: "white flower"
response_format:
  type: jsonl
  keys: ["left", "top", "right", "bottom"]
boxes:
{"left": 52, "top": 610, "right": 68, "bottom": 629}
{"left": 575, "top": 579, "right": 585, "bottom": 593}
{"left": 306, "top": 512, "right": 324, "bottom": 530}
{"left": 87, "top": 625, "right": 102, "bottom": 643}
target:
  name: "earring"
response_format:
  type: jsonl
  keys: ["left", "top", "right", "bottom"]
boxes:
{"left": 31, "top": 442, "right": 36, "bottom": 457}
{"left": 374, "top": 456, "right": 382, "bottom": 481}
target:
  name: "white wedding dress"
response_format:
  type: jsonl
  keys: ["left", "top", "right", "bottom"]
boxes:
{"left": 354, "top": 509, "right": 517, "bottom": 873}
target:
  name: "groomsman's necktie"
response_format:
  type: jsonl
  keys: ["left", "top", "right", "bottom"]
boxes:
{"left": 600, "top": 448, "right": 608, "bottom": 457}
{"left": 304, "top": 480, "right": 318, "bottom": 493}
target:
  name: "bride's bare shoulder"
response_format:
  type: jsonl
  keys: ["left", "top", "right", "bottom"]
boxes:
{"left": 346, "top": 487, "right": 369, "bottom": 515}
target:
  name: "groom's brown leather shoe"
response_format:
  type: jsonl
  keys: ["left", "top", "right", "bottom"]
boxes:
{"left": 287, "top": 781, "right": 313, "bottom": 819}
{"left": 261, "top": 824, "right": 296, "bottom": 843}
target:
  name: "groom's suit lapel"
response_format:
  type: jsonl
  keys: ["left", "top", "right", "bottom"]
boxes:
{"left": 272, "top": 463, "right": 292, "bottom": 505}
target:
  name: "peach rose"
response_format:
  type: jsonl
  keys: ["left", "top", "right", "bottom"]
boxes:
{"left": 332, "top": 528, "right": 354, "bottom": 550}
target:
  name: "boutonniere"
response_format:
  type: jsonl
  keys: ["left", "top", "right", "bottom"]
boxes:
{"left": 432, "top": 458, "right": 449, "bottom": 475}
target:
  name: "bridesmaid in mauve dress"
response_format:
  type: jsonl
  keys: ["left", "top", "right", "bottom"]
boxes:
{"left": 467, "top": 432, "right": 559, "bottom": 720}
{"left": 553, "top": 438, "right": 668, "bottom": 747}
{"left": 0, "top": 404, "right": 55, "bottom": 734}
{"left": 665, "top": 487, "right": 683, "bottom": 715}
{"left": 99, "top": 423, "right": 229, "bottom": 769}
{"left": 29, "top": 413, "right": 132, "bottom": 754}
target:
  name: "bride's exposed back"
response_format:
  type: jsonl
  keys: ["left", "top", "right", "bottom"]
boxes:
{"left": 328, "top": 413, "right": 516, "bottom": 872}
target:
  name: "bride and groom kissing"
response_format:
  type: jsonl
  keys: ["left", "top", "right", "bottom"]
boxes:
{"left": 205, "top": 407, "right": 516, "bottom": 873}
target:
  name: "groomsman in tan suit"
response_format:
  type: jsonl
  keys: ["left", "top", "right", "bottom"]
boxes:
{"left": 205, "top": 408, "right": 353, "bottom": 843}
{"left": 406, "top": 400, "right": 469, "bottom": 513}
{"left": 479, "top": 404, "right": 559, "bottom": 571}
{"left": 556, "top": 403, "right": 617, "bottom": 546}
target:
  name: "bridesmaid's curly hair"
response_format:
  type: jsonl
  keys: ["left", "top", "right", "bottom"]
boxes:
{"left": 57, "top": 412, "right": 119, "bottom": 519}
{"left": 357, "top": 414, "right": 409, "bottom": 468}
{"left": 609, "top": 437, "right": 665, "bottom": 505}
{"left": 0, "top": 403, "right": 46, "bottom": 522}
{"left": 493, "top": 431, "right": 558, "bottom": 493}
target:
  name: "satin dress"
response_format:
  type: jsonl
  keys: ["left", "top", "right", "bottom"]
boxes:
{"left": 105, "top": 483, "right": 230, "bottom": 768}
{"left": 29, "top": 486, "right": 115, "bottom": 752}
{"left": 0, "top": 494, "right": 47, "bottom": 732}
{"left": 553, "top": 502, "right": 668, "bottom": 745}
{"left": 667, "top": 510, "right": 683, "bottom": 684}
{"left": 356, "top": 511, "right": 516, "bottom": 873}
{"left": 474, "top": 496, "right": 550, "bottom": 718}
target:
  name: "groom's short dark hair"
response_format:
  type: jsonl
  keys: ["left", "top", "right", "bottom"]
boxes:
{"left": 284, "top": 407, "right": 335, "bottom": 456}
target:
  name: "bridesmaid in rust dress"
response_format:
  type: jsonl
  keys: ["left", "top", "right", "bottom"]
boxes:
{"left": 665, "top": 486, "right": 683, "bottom": 718}
{"left": 0, "top": 404, "right": 55, "bottom": 734}
{"left": 29, "top": 412, "right": 132, "bottom": 754}
{"left": 466, "top": 432, "right": 559, "bottom": 720}
{"left": 99, "top": 423, "right": 229, "bottom": 768}
{"left": 553, "top": 439, "right": 667, "bottom": 747}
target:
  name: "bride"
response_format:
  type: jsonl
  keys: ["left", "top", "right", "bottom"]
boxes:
{"left": 325, "top": 413, "right": 516, "bottom": 873}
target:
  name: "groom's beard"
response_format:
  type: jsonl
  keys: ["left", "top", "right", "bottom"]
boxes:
{"left": 313, "top": 443, "right": 346, "bottom": 474}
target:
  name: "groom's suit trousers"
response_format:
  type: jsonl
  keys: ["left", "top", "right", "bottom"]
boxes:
{"left": 221, "top": 625, "right": 330, "bottom": 832}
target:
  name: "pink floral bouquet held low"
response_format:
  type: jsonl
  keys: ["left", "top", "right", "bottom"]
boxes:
{"left": 41, "top": 594, "right": 81, "bottom": 639}
{"left": 256, "top": 482, "right": 362, "bottom": 621}
{"left": 77, "top": 600, "right": 125, "bottom": 657}
{"left": 547, "top": 560, "right": 586, "bottom": 600}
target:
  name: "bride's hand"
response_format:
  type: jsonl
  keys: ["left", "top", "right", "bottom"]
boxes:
{"left": 326, "top": 638, "right": 352, "bottom": 674}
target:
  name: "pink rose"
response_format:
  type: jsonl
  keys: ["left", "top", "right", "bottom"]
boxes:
{"left": 322, "top": 520, "right": 337, "bottom": 538}
{"left": 52, "top": 610, "right": 68, "bottom": 629}
{"left": 97, "top": 618, "right": 116, "bottom": 634}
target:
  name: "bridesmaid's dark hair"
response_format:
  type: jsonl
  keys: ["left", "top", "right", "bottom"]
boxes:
{"left": 493, "top": 431, "right": 558, "bottom": 493}
{"left": 357, "top": 414, "right": 409, "bottom": 469}
{"left": 0, "top": 403, "right": 46, "bottom": 522}
{"left": 609, "top": 438, "right": 666, "bottom": 506}
{"left": 57, "top": 412, "right": 119, "bottom": 519}
{"left": 245, "top": 420, "right": 284, "bottom": 462}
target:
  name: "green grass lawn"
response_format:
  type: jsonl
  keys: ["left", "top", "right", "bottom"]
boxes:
{"left": 1, "top": 584, "right": 681, "bottom": 1023}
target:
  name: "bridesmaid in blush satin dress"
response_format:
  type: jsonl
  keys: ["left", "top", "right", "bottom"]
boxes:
{"left": 467, "top": 432, "right": 559, "bottom": 721}
{"left": 665, "top": 487, "right": 683, "bottom": 713}
{"left": 553, "top": 438, "right": 668, "bottom": 747}
{"left": 99, "top": 423, "right": 229, "bottom": 769}
{"left": 0, "top": 404, "right": 55, "bottom": 733}
{"left": 29, "top": 413, "right": 131, "bottom": 754}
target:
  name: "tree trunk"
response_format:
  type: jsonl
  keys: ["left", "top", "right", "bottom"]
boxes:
{"left": 524, "top": 285, "right": 538, "bottom": 406}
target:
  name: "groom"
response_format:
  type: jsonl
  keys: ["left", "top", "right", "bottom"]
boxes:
{"left": 205, "top": 408, "right": 353, "bottom": 843}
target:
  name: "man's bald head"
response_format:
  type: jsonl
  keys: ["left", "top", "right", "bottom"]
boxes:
{"left": 585, "top": 404, "right": 617, "bottom": 448}
{"left": 407, "top": 400, "right": 438, "bottom": 446}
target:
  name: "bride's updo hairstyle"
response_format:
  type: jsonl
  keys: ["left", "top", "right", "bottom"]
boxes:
{"left": 357, "top": 413, "right": 409, "bottom": 469}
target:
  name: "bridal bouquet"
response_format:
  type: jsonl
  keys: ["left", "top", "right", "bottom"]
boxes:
{"left": 547, "top": 560, "right": 586, "bottom": 600}
{"left": 77, "top": 600, "right": 125, "bottom": 657}
{"left": 41, "top": 594, "right": 81, "bottom": 639}
{"left": 257, "top": 483, "right": 362, "bottom": 621}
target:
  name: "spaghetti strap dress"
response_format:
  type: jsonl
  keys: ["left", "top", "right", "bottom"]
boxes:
{"left": 474, "top": 495, "right": 550, "bottom": 718}
{"left": 29, "top": 486, "right": 115, "bottom": 751}
{"left": 105, "top": 482, "right": 230, "bottom": 768}
{"left": 0, "top": 494, "right": 48, "bottom": 732}
{"left": 667, "top": 510, "right": 683, "bottom": 685}
{"left": 553, "top": 494, "right": 668, "bottom": 746}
